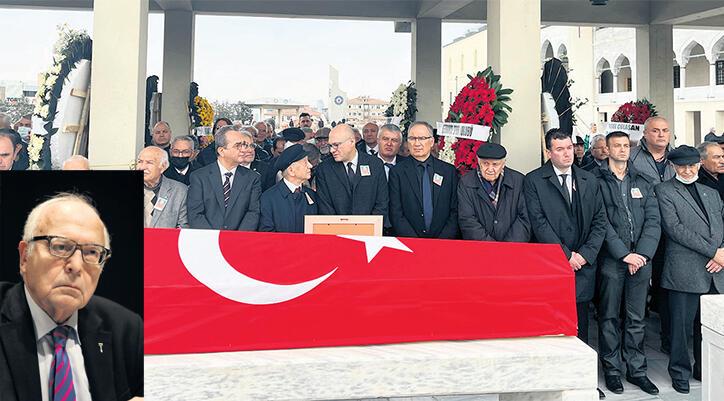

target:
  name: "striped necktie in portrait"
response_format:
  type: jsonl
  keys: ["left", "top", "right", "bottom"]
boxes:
{"left": 49, "top": 325, "right": 76, "bottom": 401}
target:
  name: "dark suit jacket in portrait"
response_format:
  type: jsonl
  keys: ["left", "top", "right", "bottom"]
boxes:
{"left": 655, "top": 179, "right": 724, "bottom": 294}
{"left": 458, "top": 167, "right": 530, "bottom": 242}
{"left": 315, "top": 151, "right": 389, "bottom": 226}
{"left": 187, "top": 161, "right": 261, "bottom": 231}
{"left": 150, "top": 177, "right": 189, "bottom": 229}
{"left": 524, "top": 161, "right": 607, "bottom": 302}
{"left": 388, "top": 156, "right": 459, "bottom": 239}
{"left": 0, "top": 282, "right": 143, "bottom": 401}
{"left": 259, "top": 181, "right": 318, "bottom": 233}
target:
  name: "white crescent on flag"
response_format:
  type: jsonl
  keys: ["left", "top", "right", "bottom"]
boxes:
{"left": 177, "top": 229, "right": 337, "bottom": 305}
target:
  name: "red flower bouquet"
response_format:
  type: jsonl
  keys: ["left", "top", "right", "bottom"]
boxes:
{"left": 439, "top": 67, "right": 512, "bottom": 175}
{"left": 611, "top": 99, "right": 657, "bottom": 125}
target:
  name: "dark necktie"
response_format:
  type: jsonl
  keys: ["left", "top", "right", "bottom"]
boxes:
{"left": 223, "top": 172, "right": 233, "bottom": 208}
{"left": 369, "top": 149, "right": 377, "bottom": 156}
{"left": 294, "top": 187, "right": 301, "bottom": 193}
{"left": 347, "top": 162, "right": 355, "bottom": 184}
{"left": 49, "top": 325, "right": 76, "bottom": 401}
{"left": 420, "top": 163, "right": 433, "bottom": 231}
{"left": 384, "top": 162, "right": 394, "bottom": 170}
{"left": 559, "top": 173, "right": 571, "bottom": 207}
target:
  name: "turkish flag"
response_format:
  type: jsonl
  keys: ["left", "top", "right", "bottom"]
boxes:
{"left": 144, "top": 228, "right": 577, "bottom": 354}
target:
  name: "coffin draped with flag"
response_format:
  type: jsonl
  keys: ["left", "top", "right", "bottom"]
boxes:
{"left": 145, "top": 229, "right": 578, "bottom": 354}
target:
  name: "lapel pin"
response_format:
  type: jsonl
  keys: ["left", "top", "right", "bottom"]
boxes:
{"left": 98, "top": 342, "right": 104, "bottom": 353}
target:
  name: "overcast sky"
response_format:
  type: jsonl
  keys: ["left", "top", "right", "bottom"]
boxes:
{"left": 0, "top": 7, "right": 482, "bottom": 106}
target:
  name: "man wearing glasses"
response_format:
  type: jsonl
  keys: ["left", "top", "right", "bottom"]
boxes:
{"left": 0, "top": 193, "right": 143, "bottom": 400}
{"left": 187, "top": 125, "right": 261, "bottom": 231}
{"left": 388, "top": 121, "right": 458, "bottom": 239}
{"left": 315, "top": 124, "right": 389, "bottom": 226}
{"left": 163, "top": 136, "right": 199, "bottom": 186}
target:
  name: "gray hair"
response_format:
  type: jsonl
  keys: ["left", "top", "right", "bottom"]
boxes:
{"left": 643, "top": 116, "right": 668, "bottom": 132}
{"left": 242, "top": 126, "right": 258, "bottom": 137}
{"left": 142, "top": 146, "right": 169, "bottom": 168}
{"left": 23, "top": 192, "right": 111, "bottom": 251}
{"left": 0, "top": 113, "right": 11, "bottom": 129}
{"left": 379, "top": 124, "right": 402, "bottom": 139}
{"left": 171, "top": 135, "right": 196, "bottom": 151}
{"left": 408, "top": 121, "right": 434, "bottom": 136}
{"left": 61, "top": 155, "right": 90, "bottom": 170}
{"left": 153, "top": 120, "right": 171, "bottom": 131}
{"left": 215, "top": 125, "right": 238, "bottom": 149}
{"left": 591, "top": 134, "right": 606, "bottom": 147}
{"left": 697, "top": 141, "right": 720, "bottom": 160}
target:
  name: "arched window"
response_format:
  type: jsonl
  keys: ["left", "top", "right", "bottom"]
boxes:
{"left": 558, "top": 44, "right": 569, "bottom": 71}
{"left": 615, "top": 55, "right": 632, "bottom": 92}
{"left": 597, "top": 59, "right": 613, "bottom": 94}
{"left": 684, "top": 42, "right": 710, "bottom": 87}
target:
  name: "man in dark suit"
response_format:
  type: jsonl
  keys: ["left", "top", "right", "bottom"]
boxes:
{"left": 593, "top": 131, "right": 661, "bottom": 395}
{"left": 377, "top": 124, "right": 407, "bottom": 179}
{"left": 655, "top": 145, "right": 724, "bottom": 394}
{"left": 187, "top": 125, "right": 261, "bottom": 231}
{"left": 0, "top": 193, "right": 142, "bottom": 400}
{"left": 696, "top": 141, "right": 724, "bottom": 200}
{"left": 388, "top": 121, "right": 458, "bottom": 239}
{"left": 163, "top": 136, "right": 199, "bottom": 185}
{"left": 458, "top": 143, "right": 530, "bottom": 242}
{"left": 262, "top": 127, "right": 306, "bottom": 192}
{"left": 524, "top": 129, "right": 607, "bottom": 345}
{"left": 315, "top": 124, "right": 389, "bottom": 225}
{"left": 356, "top": 122, "right": 380, "bottom": 156}
{"left": 259, "top": 145, "right": 318, "bottom": 232}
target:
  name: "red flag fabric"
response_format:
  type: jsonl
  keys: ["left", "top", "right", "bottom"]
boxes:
{"left": 144, "top": 228, "right": 577, "bottom": 354}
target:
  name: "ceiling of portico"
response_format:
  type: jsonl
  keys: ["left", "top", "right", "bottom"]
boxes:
{"left": 1, "top": 0, "right": 724, "bottom": 28}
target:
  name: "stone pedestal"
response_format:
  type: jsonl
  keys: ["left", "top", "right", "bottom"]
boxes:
{"left": 145, "top": 336, "right": 598, "bottom": 400}
{"left": 701, "top": 294, "right": 724, "bottom": 401}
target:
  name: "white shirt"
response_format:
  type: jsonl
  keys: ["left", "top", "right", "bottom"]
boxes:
{"left": 25, "top": 286, "right": 92, "bottom": 401}
{"left": 217, "top": 160, "right": 236, "bottom": 187}
{"left": 345, "top": 152, "right": 360, "bottom": 175}
{"left": 552, "top": 164, "right": 573, "bottom": 201}
{"left": 283, "top": 178, "right": 301, "bottom": 193}
{"left": 175, "top": 165, "right": 190, "bottom": 175}
{"left": 379, "top": 155, "right": 397, "bottom": 179}
{"left": 366, "top": 144, "right": 379, "bottom": 155}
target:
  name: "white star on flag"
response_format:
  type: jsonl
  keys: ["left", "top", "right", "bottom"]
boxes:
{"left": 338, "top": 235, "right": 413, "bottom": 263}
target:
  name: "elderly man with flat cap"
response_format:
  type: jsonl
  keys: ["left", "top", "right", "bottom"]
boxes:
{"left": 654, "top": 145, "right": 724, "bottom": 394}
{"left": 457, "top": 142, "right": 530, "bottom": 242}
{"left": 259, "top": 144, "right": 318, "bottom": 232}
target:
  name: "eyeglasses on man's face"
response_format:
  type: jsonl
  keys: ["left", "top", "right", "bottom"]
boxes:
{"left": 329, "top": 138, "right": 352, "bottom": 149}
{"left": 228, "top": 142, "right": 255, "bottom": 150}
{"left": 171, "top": 149, "right": 194, "bottom": 157}
{"left": 29, "top": 235, "right": 111, "bottom": 266}
{"left": 407, "top": 136, "right": 433, "bottom": 143}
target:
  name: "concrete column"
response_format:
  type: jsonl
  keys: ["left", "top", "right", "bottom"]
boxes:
{"left": 487, "top": 0, "right": 541, "bottom": 173}
{"left": 710, "top": 63, "right": 717, "bottom": 87}
{"left": 411, "top": 18, "right": 442, "bottom": 124}
{"left": 635, "top": 25, "right": 675, "bottom": 130}
{"left": 680, "top": 67, "right": 687, "bottom": 89}
{"left": 89, "top": 0, "right": 148, "bottom": 169}
{"left": 161, "top": 10, "right": 195, "bottom": 136}
{"left": 612, "top": 74, "right": 619, "bottom": 94}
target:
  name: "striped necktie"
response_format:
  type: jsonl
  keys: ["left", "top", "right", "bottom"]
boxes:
{"left": 223, "top": 172, "right": 233, "bottom": 208}
{"left": 49, "top": 325, "right": 76, "bottom": 401}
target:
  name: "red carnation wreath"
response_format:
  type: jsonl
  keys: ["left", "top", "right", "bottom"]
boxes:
{"left": 610, "top": 99, "right": 657, "bottom": 125}
{"left": 438, "top": 67, "right": 512, "bottom": 175}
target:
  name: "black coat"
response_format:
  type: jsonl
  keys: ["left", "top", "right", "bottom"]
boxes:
{"left": 457, "top": 167, "right": 530, "bottom": 242}
{"left": 388, "top": 156, "right": 459, "bottom": 239}
{"left": 593, "top": 160, "right": 661, "bottom": 262}
{"left": 259, "top": 181, "right": 318, "bottom": 233}
{"left": 698, "top": 168, "right": 724, "bottom": 200}
{"left": 524, "top": 161, "right": 608, "bottom": 302}
{"left": 163, "top": 161, "right": 199, "bottom": 186}
{"left": 315, "top": 151, "right": 389, "bottom": 226}
{"left": 0, "top": 282, "right": 143, "bottom": 401}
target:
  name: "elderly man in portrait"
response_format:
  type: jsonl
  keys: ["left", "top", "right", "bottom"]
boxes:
{"left": 388, "top": 122, "right": 458, "bottom": 239}
{"left": 259, "top": 144, "right": 318, "bottom": 233}
{"left": 62, "top": 155, "right": 91, "bottom": 171}
{"left": 0, "top": 193, "right": 143, "bottom": 400}
{"left": 163, "top": 136, "right": 199, "bottom": 186}
{"left": 376, "top": 124, "right": 407, "bottom": 179}
{"left": 458, "top": 143, "right": 530, "bottom": 242}
{"left": 696, "top": 141, "right": 724, "bottom": 200}
{"left": 356, "top": 122, "right": 380, "bottom": 156}
{"left": 187, "top": 125, "right": 261, "bottom": 231}
{"left": 137, "top": 146, "right": 188, "bottom": 229}
{"left": 253, "top": 121, "right": 274, "bottom": 155}
{"left": 655, "top": 145, "right": 724, "bottom": 394}
{"left": 315, "top": 123, "right": 389, "bottom": 225}
{"left": 150, "top": 121, "right": 172, "bottom": 152}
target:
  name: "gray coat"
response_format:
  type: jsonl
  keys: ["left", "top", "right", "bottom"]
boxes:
{"left": 629, "top": 137, "right": 674, "bottom": 185}
{"left": 150, "top": 177, "right": 189, "bottom": 228}
{"left": 655, "top": 179, "right": 724, "bottom": 293}
{"left": 457, "top": 167, "right": 530, "bottom": 242}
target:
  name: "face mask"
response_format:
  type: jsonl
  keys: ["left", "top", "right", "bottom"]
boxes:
{"left": 17, "top": 126, "right": 31, "bottom": 142}
{"left": 170, "top": 156, "right": 191, "bottom": 170}
{"left": 675, "top": 174, "right": 698, "bottom": 185}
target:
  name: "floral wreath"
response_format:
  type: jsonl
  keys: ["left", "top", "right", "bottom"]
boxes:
{"left": 384, "top": 81, "right": 417, "bottom": 134}
{"left": 438, "top": 67, "right": 512, "bottom": 175}
{"left": 30, "top": 24, "right": 92, "bottom": 170}
{"left": 611, "top": 98, "right": 657, "bottom": 125}
{"left": 189, "top": 82, "right": 214, "bottom": 128}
